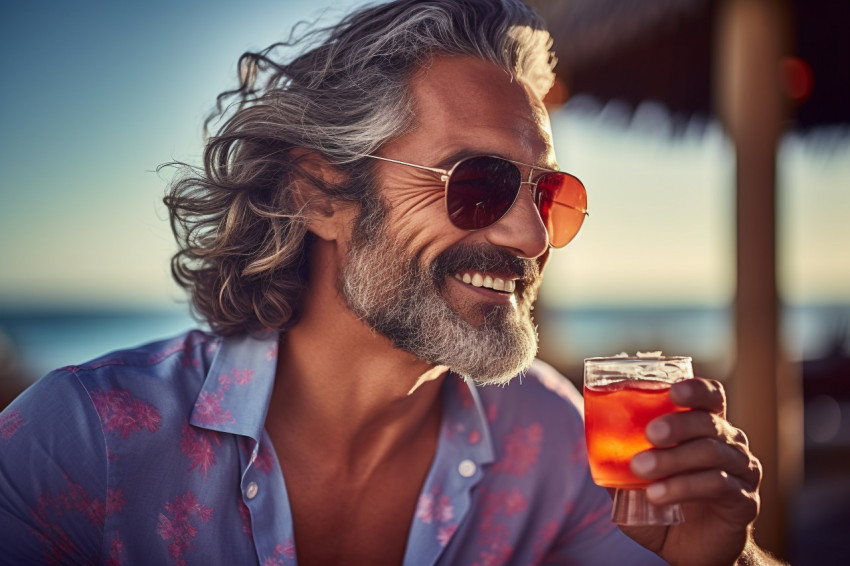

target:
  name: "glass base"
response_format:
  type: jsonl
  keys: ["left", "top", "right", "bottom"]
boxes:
{"left": 611, "top": 488, "right": 684, "bottom": 526}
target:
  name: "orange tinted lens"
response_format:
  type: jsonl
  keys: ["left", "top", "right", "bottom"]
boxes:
{"left": 536, "top": 172, "right": 587, "bottom": 248}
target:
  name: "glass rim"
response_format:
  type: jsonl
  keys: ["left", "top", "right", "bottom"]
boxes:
{"left": 583, "top": 355, "right": 692, "bottom": 364}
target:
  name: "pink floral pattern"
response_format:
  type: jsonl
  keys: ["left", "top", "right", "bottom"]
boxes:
{"left": 0, "top": 331, "right": 639, "bottom": 564}
{"left": 253, "top": 441, "right": 275, "bottom": 474}
{"left": 0, "top": 409, "right": 24, "bottom": 439}
{"left": 472, "top": 488, "right": 529, "bottom": 566}
{"left": 238, "top": 498, "right": 252, "bottom": 535}
{"left": 28, "top": 475, "right": 123, "bottom": 564}
{"left": 180, "top": 424, "right": 222, "bottom": 474}
{"left": 105, "top": 532, "right": 125, "bottom": 566}
{"left": 193, "top": 390, "right": 234, "bottom": 425}
{"left": 107, "top": 488, "right": 127, "bottom": 516}
{"left": 493, "top": 423, "right": 543, "bottom": 476}
{"left": 437, "top": 524, "right": 458, "bottom": 546}
{"left": 90, "top": 388, "right": 162, "bottom": 439}
{"left": 219, "top": 368, "right": 254, "bottom": 390}
{"left": 191, "top": 366, "right": 255, "bottom": 427}
{"left": 416, "top": 490, "right": 454, "bottom": 524}
{"left": 528, "top": 520, "right": 560, "bottom": 565}
{"left": 416, "top": 487, "right": 457, "bottom": 547}
{"left": 156, "top": 492, "right": 213, "bottom": 566}
{"left": 265, "top": 342, "right": 279, "bottom": 361}
{"left": 263, "top": 541, "right": 295, "bottom": 566}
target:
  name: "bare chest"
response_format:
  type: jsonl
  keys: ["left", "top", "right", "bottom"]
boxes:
{"left": 279, "top": 455, "right": 432, "bottom": 566}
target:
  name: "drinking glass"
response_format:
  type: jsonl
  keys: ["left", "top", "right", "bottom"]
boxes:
{"left": 583, "top": 355, "right": 693, "bottom": 526}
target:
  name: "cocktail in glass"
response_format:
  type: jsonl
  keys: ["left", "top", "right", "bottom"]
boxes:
{"left": 584, "top": 355, "right": 693, "bottom": 525}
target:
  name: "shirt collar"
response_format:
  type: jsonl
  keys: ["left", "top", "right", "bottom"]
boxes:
{"left": 441, "top": 373, "right": 496, "bottom": 469}
{"left": 189, "top": 330, "right": 279, "bottom": 442}
{"left": 189, "top": 331, "right": 496, "bottom": 469}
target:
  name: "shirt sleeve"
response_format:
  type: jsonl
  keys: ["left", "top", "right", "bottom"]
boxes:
{"left": 541, "top": 469, "right": 671, "bottom": 565}
{"left": 0, "top": 369, "right": 108, "bottom": 565}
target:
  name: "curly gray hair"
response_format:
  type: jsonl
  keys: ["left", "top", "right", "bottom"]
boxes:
{"left": 164, "top": 0, "right": 556, "bottom": 335}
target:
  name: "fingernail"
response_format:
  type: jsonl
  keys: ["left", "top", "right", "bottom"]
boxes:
{"left": 646, "top": 420, "right": 671, "bottom": 443}
{"left": 631, "top": 452, "right": 656, "bottom": 475}
{"left": 646, "top": 483, "right": 667, "bottom": 500}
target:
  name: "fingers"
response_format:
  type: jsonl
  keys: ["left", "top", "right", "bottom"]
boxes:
{"left": 646, "top": 410, "right": 746, "bottom": 449}
{"left": 631, "top": 437, "right": 763, "bottom": 490}
{"left": 643, "top": 469, "right": 761, "bottom": 525}
{"left": 631, "top": 384, "right": 764, "bottom": 517}
{"left": 670, "top": 378, "right": 726, "bottom": 416}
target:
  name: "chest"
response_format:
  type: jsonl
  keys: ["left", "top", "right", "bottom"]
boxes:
{"left": 266, "top": 415, "right": 439, "bottom": 566}
{"left": 277, "top": 448, "right": 434, "bottom": 566}
{"left": 290, "top": 474, "right": 422, "bottom": 565}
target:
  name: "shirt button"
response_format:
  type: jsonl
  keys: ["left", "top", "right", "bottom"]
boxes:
{"left": 245, "top": 481, "right": 259, "bottom": 500}
{"left": 458, "top": 459, "right": 477, "bottom": 478}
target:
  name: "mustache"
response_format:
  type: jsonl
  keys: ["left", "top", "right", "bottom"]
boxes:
{"left": 430, "top": 244, "right": 540, "bottom": 287}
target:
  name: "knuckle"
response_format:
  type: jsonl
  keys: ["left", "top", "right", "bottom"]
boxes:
{"left": 750, "top": 457, "right": 764, "bottom": 485}
{"left": 708, "top": 413, "right": 725, "bottom": 437}
{"left": 711, "top": 470, "right": 732, "bottom": 491}
{"left": 742, "top": 491, "right": 760, "bottom": 519}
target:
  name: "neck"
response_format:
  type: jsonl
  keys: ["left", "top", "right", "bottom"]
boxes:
{"left": 266, "top": 263, "right": 447, "bottom": 478}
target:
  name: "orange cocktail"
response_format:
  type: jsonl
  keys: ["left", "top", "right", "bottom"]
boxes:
{"left": 584, "top": 379, "right": 688, "bottom": 488}
{"left": 583, "top": 355, "right": 692, "bottom": 526}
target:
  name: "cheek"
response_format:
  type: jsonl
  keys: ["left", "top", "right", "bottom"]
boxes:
{"left": 385, "top": 187, "right": 464, "bottom": 260}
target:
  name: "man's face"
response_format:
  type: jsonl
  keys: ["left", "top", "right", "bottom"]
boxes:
{"left": 341, "top": 55, "right": 556, "bottom": 385}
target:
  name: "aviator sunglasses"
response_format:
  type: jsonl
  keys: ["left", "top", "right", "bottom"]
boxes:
{"left": 361, "top": 154, "right": 588, "bottom": 248}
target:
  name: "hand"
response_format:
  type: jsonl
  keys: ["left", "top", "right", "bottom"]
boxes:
{"left": 618, "top": 378, "right": 764, "bottom": 566}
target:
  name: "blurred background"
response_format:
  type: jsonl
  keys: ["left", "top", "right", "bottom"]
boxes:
{"left": 1, "top": 0, "right": 847, "bottom": 563}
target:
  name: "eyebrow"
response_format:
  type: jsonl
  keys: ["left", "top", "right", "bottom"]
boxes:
{"left": 434, "top": 149, "right": 559, "bottom": 172}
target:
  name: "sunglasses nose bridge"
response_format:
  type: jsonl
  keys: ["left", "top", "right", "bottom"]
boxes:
{"left": 519, "top": 180, "right": 543, "bottom": 214}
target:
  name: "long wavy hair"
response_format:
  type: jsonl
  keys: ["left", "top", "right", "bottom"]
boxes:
{"left": 164, "top": 0, "right": 556, "bottom": 335}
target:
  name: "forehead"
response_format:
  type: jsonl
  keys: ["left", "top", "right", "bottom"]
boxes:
{"left": 401, "top": 55, "right": 555, "bottom": 168}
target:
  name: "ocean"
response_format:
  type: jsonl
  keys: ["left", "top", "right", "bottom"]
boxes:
{"left": 1, "top": 303, "right": 847, "bottom": 383}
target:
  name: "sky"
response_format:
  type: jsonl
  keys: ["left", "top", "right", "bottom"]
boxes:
{"left": 1, "top": 0, "right": 848, "bottom": 312}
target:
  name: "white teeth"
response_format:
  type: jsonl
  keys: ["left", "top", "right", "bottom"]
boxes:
{"left": 454, "top": 271, "right": 517, "bottom": 293}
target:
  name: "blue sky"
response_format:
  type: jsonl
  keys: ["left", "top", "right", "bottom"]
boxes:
{"left": 1, "top": 0, "right": 847, "bottom": 310}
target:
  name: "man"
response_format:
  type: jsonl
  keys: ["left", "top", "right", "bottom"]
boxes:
{"left": 0, "top": 1, "right": 783, "bottom": 564}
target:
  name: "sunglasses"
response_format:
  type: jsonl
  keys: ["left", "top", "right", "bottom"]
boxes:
{"left": 360, "top": 154, "right": 588, "bottom": 248}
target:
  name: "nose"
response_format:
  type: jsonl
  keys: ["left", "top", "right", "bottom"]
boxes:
{"left": 482, "top": 184, "right": 549, "bottom": 259}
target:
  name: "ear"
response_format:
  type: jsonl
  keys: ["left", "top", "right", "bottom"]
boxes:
{"left": 290, "top": 149, "right": 356, "bottom": 242}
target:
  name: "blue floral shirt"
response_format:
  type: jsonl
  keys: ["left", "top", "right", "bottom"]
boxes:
{"left": 0, "top": 330, "right": 667, "bottom": 565}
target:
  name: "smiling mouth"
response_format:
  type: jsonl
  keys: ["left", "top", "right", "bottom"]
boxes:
{"left": 452, "top": 271, "right": 517, "bottom": 294}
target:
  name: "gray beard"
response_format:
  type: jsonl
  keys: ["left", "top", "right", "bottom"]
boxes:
{"left": 340, "top": 225, "right": 540, "bottom": 386}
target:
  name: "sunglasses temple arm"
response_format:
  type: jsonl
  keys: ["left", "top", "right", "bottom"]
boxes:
{"left": 355, "top": 153, "right": 449, "bottom": 177}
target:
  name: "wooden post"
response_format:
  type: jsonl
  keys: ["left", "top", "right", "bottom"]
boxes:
{"left": 715, "top": 0, "right": 802, "bottom": 557}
